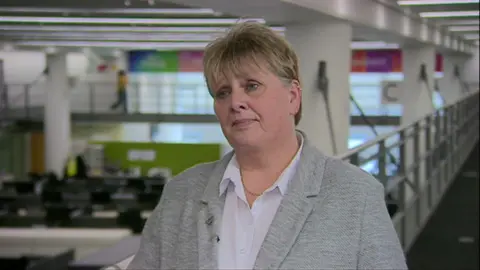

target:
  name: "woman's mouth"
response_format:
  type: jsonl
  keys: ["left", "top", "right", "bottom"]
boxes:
{"left": 232, "top": 119, "right": 256, "bottom": 127}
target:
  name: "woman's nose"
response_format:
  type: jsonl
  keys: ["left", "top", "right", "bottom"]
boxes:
{"left": 232, "top": 102, "right": 249, "bottom": 111}
{"left": 230, "top": 88, "right": 249, "bottom": 111}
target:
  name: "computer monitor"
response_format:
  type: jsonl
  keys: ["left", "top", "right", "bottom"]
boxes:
{"left": 126, "top": 178, "right": 146, "bottom": 192}
{"left": 15, "top": 182, "right": 35, "bottom": 194}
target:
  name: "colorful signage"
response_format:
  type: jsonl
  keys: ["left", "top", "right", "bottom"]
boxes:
{"left": 128, "top": 50, "right": 179, "bottom": 73}
{"left": 352, "top": 50, "right": 444, "bottom": 73}
{"left": 351, "top": 50, "right": 402, "bottom": 73}
{"left": 128, "top": 50, "right": 204, "bottom": 73}
{"left": 179, "top": 51, "right": 204, "bottom": 72}
{"left": 129, "top": 49, "right": 443, "bottom": 73}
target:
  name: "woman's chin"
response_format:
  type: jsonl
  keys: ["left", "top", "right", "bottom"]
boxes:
{"left": 228, "top": 132, "right": 262, "bottom": 149}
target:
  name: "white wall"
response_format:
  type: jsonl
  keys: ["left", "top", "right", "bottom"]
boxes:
{"left": 0, "top": 51, "right": 89, "bottom": 84}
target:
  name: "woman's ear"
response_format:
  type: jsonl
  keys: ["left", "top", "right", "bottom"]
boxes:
{"left": 290, "top": 80, "right": 302, "bottom": 107}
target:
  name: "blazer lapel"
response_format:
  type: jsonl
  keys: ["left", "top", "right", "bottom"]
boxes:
{"left": 197, "top": 152, "right": 233, "bottom": 270}
{"left": 254, "top": 135, "right": 328, "bottom": 269}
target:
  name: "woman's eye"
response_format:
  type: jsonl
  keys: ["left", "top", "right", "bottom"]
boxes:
{"left": 215, "top": 90, "right": 229, "bottom": 99}
{"left": 246, "top": 83, "right": 259, "bottom": 91}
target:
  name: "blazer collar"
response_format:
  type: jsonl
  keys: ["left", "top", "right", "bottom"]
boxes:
{"left": 254, "top": 130, "right": 328, "bottom": 269}
{"left": 200, "top": 130, "right": 325, "bottom": 201}
{"left": 197, "top": 151, "right": 233, "bottom": 270}
{"left": 197, "top": 130, "right": 328, "bottom": 269}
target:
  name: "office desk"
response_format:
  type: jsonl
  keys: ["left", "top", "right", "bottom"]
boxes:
{"left": 69, "top": 236, "right": 140, "bottom": 270}
{"left": 0, "top": 228, "right": 131, "bottom": 260}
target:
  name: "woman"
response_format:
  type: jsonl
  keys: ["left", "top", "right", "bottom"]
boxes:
{"left": 127, "top": 22, "right": 407, "bottom": 270}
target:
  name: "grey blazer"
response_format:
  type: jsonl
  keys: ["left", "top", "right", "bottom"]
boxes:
{"left": 127, "top": 136, "right": 408, "bottom": 270}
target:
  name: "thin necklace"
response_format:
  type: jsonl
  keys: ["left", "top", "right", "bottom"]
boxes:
{"left": 244, "top": 186, "right": 263, "bottom": 197}
{"left": 241, "top": 178, "right": 263, "bottom": 197}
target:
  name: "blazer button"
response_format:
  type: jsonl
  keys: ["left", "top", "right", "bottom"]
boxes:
{"left": 206, "top": 216, "right": 214, "bottom": 225}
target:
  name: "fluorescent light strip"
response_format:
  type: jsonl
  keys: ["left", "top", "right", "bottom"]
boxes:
{"left": 2, "top": 32, "right": 222, "bottom": 41}
{"left": 449, "top": 25, "right": 480, "bottom": 31}
{"left": 350, "top": 41, "right": 400, "bottom": 49}
{"left": 420, "top": 11, "right": 479, "bottom": 17}
{"left": 13, "top": 40, "right": 210, "bottom": 49}
{"left": 2, "top": 31, "right": 286, "bottom": 41}
{"left": 0, "top": 7, "right": 218, "bottom": 15}
{"left": 398, "top": 0, "right": 479, "bottom": 5}
{"left": 13, "top": 40, "right": 401, "bottom": 50}
{"left": 0, "top": 25, "right": 285, "bottom": 33}
{"left": 0, "top": 16, "right": 266, "bottom": 25}
{"left": 437, "top": 20, "right": 480, "bottom": 25}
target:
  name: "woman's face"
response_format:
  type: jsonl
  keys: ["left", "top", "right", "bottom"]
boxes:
{"left": 211, "top": 63, "right": 301, "bottom": 149}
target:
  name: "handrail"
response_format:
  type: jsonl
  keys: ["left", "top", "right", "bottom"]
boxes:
{"left": 337, "top": 89, "right": 479, "bottom": 160}
{"left": 6, "top": 88, "right": 26, "bottom": 107}
{"left": 334, "top": 90, "right": 479, "bottom": 252}
{"left": 0, "top": 69, "right": 48, "bottom": 116}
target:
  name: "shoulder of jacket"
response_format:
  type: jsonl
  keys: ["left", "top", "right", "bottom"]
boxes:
{"left": 323, "top": 156, "right": 383, "bottom": 194}
{"left": 161, "top": 160, "right": 221, "bottom": 199}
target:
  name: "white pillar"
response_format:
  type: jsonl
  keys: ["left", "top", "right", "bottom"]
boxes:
{"left": 286, "top": 21, "right": 352, "bottom": 155}
{"left": 401, "top": 46, "right": 436, "bottom": 125}
{"left": 44, "top": 53, "right": 71, "bottom": 177}
{"left": 464, "top": 48, "right": 479, "bottom": 89}
{"left": 439, "top": 54, "right": 466, "bottom": 105}
{"left": 401, "top": 46, "right": 435, "bottom": 205}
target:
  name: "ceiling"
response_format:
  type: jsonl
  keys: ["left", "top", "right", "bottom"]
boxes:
{"left": 395, "top": 0, "right": 479, "bottom": 44}
{"left": 0, "top": 0, "right": 268, "bottom": 54}
{"left": 0, "top": 0, "right": 477, "bottom": 54}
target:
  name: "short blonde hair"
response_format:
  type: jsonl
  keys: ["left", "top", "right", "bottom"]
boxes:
{"left": 203, "top": 22, "right": 302, "bottom": 125}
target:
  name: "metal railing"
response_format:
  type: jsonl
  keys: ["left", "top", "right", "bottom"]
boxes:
{"left": 338, "top": 90, "right": 479, "bottom": 252}
{"left": 0, "top": 68, "right": 49, "bottom": 120}
{"left": 3, "top": 81, "right": 413, "bottom": 119}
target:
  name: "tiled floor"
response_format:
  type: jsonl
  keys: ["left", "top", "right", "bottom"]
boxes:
{"left": 407, "top": 144, "right": 479, "bottom": 270}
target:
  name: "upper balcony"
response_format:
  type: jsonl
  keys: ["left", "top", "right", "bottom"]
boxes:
{"left": 1, "top": 77, "right": 408, "bottom": 126}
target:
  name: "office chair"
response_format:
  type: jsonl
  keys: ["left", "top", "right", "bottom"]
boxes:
{"left": 149, "top": 183, "right": 164, "bottom": 193}
{"left": 41, "top": 190, "right": 63, "bottom": 205}
{"left": 14, "top": 182, "right": 35, "bottom": 194}
{"left": 45, "top": 205, "right": 73, "bottom": 227}
{"left": 126, "top": 178, "right": 146, "bottom": 192}
{"left": 90, "top": 190, "right": 112, "bottom": 206}
{"left": 117, "top": 207, "right": 144, "bottom": 234}
{"left": 137, "top": 192, "right": 161, "bottom": 210}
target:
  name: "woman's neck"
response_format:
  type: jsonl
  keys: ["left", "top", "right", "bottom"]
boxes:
{"left": 235, "top": 131, "right": 300, "bottom": 174}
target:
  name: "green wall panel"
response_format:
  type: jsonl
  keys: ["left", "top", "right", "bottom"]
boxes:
{"left": 91, "top": 141, "right": 221, "bottom": 176}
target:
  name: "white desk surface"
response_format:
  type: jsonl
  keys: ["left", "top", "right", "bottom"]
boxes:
{"left": 0, "top": 228, "right": 131, "bottom": 240}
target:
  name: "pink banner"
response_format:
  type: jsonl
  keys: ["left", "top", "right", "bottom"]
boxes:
{"left": 178, "top": 51, "right": 204, "bottom": 72}
{"left": 351, "top": 50, "right": 443, "bottom": 73}
{"left": 351, "top": 50, "right": 402, "bottom": 72}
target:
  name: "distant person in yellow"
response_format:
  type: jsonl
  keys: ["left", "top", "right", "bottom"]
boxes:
{"left": 110, "top": 70, "right": 128, "bottom": 112}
